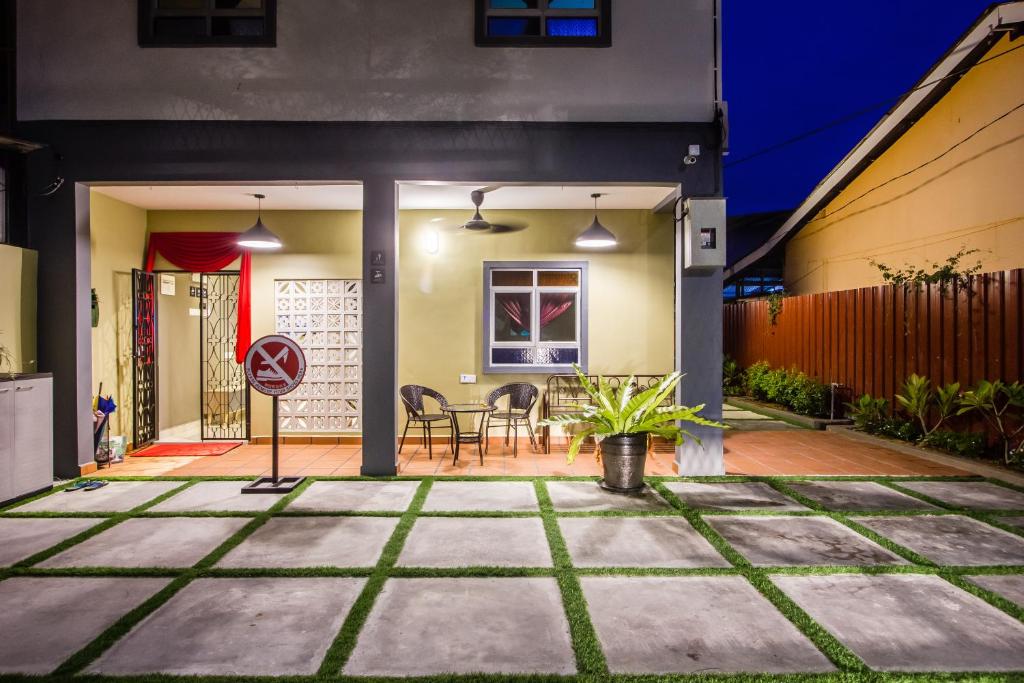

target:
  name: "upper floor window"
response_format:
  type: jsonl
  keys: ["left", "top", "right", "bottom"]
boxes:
{"left": 483, "top": 262, "right": 589, "bottom": 374}
{"left": 138, "top": 0, "right": 277, "bottom": 47}
{"left": 475, "top": 0, "right": 611, "bottom": 47}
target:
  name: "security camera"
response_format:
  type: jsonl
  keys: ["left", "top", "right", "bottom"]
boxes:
{"left": 683, "top": 155, "right": 698, "bottom": 166}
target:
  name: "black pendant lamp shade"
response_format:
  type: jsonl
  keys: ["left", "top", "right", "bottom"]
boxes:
{"left": 575, "top": 193, "right": 618, "bottom": 248}
{"left": 238, "top": 193, "right": 283, "bottom": 249}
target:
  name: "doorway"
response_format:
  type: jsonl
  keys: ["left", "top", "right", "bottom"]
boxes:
{"left": 131, "top": 269, "right": 250, "bottom": 448}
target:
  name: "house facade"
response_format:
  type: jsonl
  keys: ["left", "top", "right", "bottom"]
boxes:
{"left": 3, "top": 0, "right": 728, "bottom": 478}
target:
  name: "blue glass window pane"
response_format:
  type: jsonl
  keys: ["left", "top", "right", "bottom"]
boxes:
{"left": 546, "top": 18, "right": 598, "bottom": 37}
{"left": 487, "top": 17, "right": 540, "bottom": 37}
{"left": 489, "top": 0, "right": 536, "bottom": 7}
{"left": 549, "top": 0, "right": 596, "bottom": 8}
{"left": 491, "top": 347, "right": 578, "bottom": 366}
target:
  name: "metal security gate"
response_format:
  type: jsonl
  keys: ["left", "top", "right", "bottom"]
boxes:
{"left": 131, "top": 269, "right": 158, "bottom": 449}
{"left": 200, "top": 272, "right": 250, "bottom": 440}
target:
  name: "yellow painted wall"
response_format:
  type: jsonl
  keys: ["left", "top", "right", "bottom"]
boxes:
{"left": 90, "top": 192, "right": 147, "bottom": 436}
{"left": 92, "top": 205, "right": 672, "bottom": 440}
{"left": 0, "top": 244, "right": 38, "bottom": 374}
{"left": 147, "top": 211, "right": 363, "bottom": 437}
{"left": 398, "top": 209, "right": 676, "bottom": 430}
{"left": 785, "top": 36, "right": 1024, "bottom": 295}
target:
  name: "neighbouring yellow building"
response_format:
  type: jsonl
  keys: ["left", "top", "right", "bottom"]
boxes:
{"left": 727, "top": 4, "right": 1024, "bottom": 295}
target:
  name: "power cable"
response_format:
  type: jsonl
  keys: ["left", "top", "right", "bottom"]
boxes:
{"left": 724, "top": 39, "right": 1024, "bottom": 170}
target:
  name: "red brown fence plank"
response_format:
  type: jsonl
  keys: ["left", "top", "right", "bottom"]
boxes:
{"left": 723, "top": 268, "right": 1024, "bottom": 407}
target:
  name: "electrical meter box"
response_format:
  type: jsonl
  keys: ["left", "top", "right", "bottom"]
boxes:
{"left": 683, "top": 198, "right": 727, "bottom": 270}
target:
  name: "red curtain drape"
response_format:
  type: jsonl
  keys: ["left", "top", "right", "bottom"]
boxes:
{"left": 144, "top": 232, "right": 251, "bottom": 363}
{"left": 540, "top": 293, "right": 575, "bottom": 327}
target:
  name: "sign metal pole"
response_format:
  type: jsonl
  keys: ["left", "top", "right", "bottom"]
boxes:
{"left": 272, "top": 395, "right": 279, "bottom": 484}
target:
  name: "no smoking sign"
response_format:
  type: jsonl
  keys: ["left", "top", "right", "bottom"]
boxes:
{"left": 244, "top": 335, "right": 306, "bottom": 396}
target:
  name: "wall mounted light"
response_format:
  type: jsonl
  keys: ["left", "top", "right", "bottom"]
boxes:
{"left": 237, "top": 193, "right": 283, "bottom": 249}
{"left": 575, "top": 193, "right": 618, "bottom": 248}
{"left": 424, "top": 230, "right": 440, "bottom": 255}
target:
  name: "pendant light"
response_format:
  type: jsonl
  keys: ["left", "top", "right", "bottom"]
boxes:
{"left": 575, "top": 193, "right": 618, "bottom": 248}
{"left": 237, "top": 193, "right": 282, "bottom": 249}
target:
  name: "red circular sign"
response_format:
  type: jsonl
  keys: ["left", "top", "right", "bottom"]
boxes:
{"left": 244, "top": 335, "right": 306, "bottom": 396}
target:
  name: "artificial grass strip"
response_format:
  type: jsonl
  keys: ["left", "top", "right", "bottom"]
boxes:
{"left": 316, "top": 478, "right": 434, "bottom": 677}
{"left": 535, "top": 480, "right": 609, "bottom": 677}
{"left": 940, "top": 571, "right": 1024, "bottom": 625}
{"left": 650, "top": 480, "right": 751, "bottom": 568}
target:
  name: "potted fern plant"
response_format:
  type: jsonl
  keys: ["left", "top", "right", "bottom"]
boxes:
{"left": 539, "top": 365, "right": 726, "bottom": 493}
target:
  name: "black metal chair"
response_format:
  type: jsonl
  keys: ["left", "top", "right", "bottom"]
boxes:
{"left": 399, "top": 385, "right": 453, "bottom": 460}
{"left": 484, "top": 383, "right": 539, "bottom": 457}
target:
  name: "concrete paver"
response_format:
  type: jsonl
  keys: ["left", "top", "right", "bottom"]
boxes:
{"left": 287, "top": 480, "right": 419, "bottom": 512}
{"left": 89, "top": 578, "right": 364, "bottom": 676}
{"left": 775, "top": 574, "right": 1024, "bottom": 671}
{"left": 787, "top": 481, "right": 937, "bottom": 511}
{"left": 148, "top": 481, "right": 279, "bottom": 512}
{"left": 662, "top": 481, "right": 806, "bottom": 511}
{"left": 217, "top": 517, "right": 399, "bottom": 568}
{"left": 559, "top": 517, "right": 729, "bottom": 568}
{"left": 0, "top": 517, "right": 101, "bottom": 566}
{"left": 13, "top": 481, "right": 183, "bottom": 513}
{"left": 545, "top": 481, "right": 670, "bottom": 512}
{"left": 900, "top": 481, "right": 1024, "bottom": 510}
{"left": 344, "top": 578, "right": 575, "bottom": 676}
{"left": 398, "top": 517, "right": 551, "bottom": 567}
{"left": 706, "top": 515, "right": 908, "bottom": 567}
{"left": 854, "top": 515, "right": 1024, "bottom": 566}
{"left": 421, "top": 481, "right": 538, "bottom": 512}
{"left": 582, "top": 576, "right": 834, "bottom": 674}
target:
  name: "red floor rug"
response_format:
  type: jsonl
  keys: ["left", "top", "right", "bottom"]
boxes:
{"left": 131, "top": 442, "right": 243, "bottom": 457}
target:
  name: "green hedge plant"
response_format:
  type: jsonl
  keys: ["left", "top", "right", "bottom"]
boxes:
{"left": 958, "top": 380, "right": 1024, "bottom": 465}
{"left": 894, "top": 374, "right": 960, "bottom": 441}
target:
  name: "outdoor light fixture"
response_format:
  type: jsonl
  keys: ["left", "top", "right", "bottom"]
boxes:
{"left": 237, "top": 193, "right": 283, "bottom": 249}
{"left": 575, "top": 193, "right": 618, "bottom": 248}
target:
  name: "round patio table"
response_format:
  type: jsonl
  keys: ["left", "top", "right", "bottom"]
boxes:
{"left": 442, "top": 403, "right": 496, "bottom": 465}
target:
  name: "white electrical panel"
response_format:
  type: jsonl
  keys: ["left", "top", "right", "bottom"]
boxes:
{"left": 683, "top": 198, "right": 727, "bottom": 270}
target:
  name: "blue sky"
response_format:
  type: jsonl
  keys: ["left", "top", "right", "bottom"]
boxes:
{"left": 722, "top": 0, "right": 997, "bottom": 216}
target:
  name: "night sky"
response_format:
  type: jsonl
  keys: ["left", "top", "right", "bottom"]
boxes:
{"left": 722, "top": 0, "right": 997, "bottom": 216}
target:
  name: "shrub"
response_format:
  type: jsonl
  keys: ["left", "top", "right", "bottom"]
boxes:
{"left": 788, "top": 372, "right": 830, "bottom": 418}
{"left": 741, "top": 361, "right": 830, "bottom": 418}
{"left": 894, "top": 374, "right": 961, "bottom": 440}
{"left": 922, "top": 430, "right": 986, "bottom": 459}
{"left": 846, "top": 394, "right": 889, "bottom": 431}
{"left": 874, "top": 415, "right": 921, "bottom": 442}
{"left": 958, "top": 380, "right": 1024, "bottom": 465}
{"left": 722, "top": 356, "right": 745, "bottom": 396}
{"left": 744, "top": 361, "right": 772, "bottom": 401}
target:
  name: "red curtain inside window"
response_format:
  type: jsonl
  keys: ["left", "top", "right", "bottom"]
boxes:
{"left": 144, "top": 232, "right": 251, "bottom": 363}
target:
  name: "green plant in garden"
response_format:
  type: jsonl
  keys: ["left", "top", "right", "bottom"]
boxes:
{"left": 922, "top": 429, "right": 985, "bottom": 459}
{"left": 846, "top": 394, "right": 889, "bottom": 431}
{"left": 722, "top": 356, "right": 745, "bottom": 396}
{"left": 766, "top": 291, "right": 786, "bottom": 326}
{"left": 895, "top": 374, "right": 960, "bottom": 440}
{"left": 742, "top": 361, "right": 831, "bottom": 418}
{"left": 958, "top": 380, "right": 1024, "bottom": 464}
{"left": 744, "top": 361, "right": 772, "bottom": 399}
{"left": 869, "top": 246, "right": 984, "bottom": 293}
{"left": 538, "top": 364, "right": 726, "bottom": 464}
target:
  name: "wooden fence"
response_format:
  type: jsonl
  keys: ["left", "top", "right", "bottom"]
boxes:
{"left": 723, "top": 269, "right": 1024, "bottom": 407}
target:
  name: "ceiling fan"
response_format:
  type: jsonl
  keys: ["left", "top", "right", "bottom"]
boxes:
{"left": 454, "top": 187, "right": 528, "bottom": 234}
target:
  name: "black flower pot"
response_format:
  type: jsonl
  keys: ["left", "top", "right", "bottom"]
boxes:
{"left": 598, "top": 433, "right": 649, "bottom": 493}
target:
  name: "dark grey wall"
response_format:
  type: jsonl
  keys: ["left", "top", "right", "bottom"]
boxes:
{"left": 17, "top": 120, "right": 722, "bottom": 477}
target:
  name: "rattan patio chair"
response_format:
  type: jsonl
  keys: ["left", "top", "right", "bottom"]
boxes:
{"left": 484, "top": 383, "right": 539, "bottom": 457}
{"left": 399, "top": 385, "right": 453, "bottom": 460}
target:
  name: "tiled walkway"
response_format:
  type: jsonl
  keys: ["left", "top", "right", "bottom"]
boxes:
{"left": 4, "top": 477, "right": 1024, "bottom": 679}
{"left": 94, "top": 429, "right": 967, "bottom": 478}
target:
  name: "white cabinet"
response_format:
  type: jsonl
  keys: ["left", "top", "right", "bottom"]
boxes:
{"left": 1, "top": 375, "right": 53, "bottom": 505}
{"left": 0, "top": 380, "right": 13, "bottom": 502}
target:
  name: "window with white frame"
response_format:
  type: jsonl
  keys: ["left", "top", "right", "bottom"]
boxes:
{"left": 483, "top": 262, "right": 588, "bottom": 373}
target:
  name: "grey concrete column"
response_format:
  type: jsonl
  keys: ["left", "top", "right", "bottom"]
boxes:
{"left": 675, "top": 225, "right": 724, "bottom": 476}
{"left": 360, "top": 178, "right": 399, "bottom": 476}
{"left": 28, "top": 178, "right": 93, "bottom": 478}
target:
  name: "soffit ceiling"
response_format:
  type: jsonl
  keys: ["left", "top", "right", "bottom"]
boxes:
{"left": 91, "top": 183, "right": 677, "bottom": 211}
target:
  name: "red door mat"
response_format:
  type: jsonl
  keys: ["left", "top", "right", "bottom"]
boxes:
{"left": 132, "top": 442, "right": 243, "bottom": 457}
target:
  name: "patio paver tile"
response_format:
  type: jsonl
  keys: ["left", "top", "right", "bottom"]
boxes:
{"left": 900, "top": 481, "right": 1024, "bottom": 510}
{"left": 786, "top": 481, "right": 939, "bottom": 511}
{"left": 217, "top": 517, "right": 399, "bottom": 568}
{"left": 967, "top": 575, "right": 1024, "bottom": 607}
{"left": 706, "top": 515, "right": 908, "bottom": 567}
{"left": 344, "top": 578, "right": 575, "bottom": 676}
{"left": 0, "top": 577, "right": 171, "bottom": 674}
{"left": 545, "top": 481, "right": 671, "bottom": 512}
{"left": 398, "top": 518, "right": 551, "bottom": 567}
{"left": 774, "top": 573, "right": 1024, "bottom": 671}
{"left": 39, "top": 517, "right": 249, "bottom": 568}
{"left": 12, "top": 481, "right": 183, "bottom": 513}
{"left": 421, "top": 481, "right": 538, "bottom": 512}
{"left": 0, "top": 517, "right": 102, "bottom": 566}
{"left": 853, "top": 515, "right": 1024, "bottom": 566}
{"left": 661, "top": 481, "right": 807, "bottom": 511}
{"left": 559, "top": 517, "right": 730, "bottom": 568}
{"left": 286, "top": 480, "right": 419, "bottom": 512}
{"left": 88, "top": 578, "right": 364, "bottom": 676}
{"left": 147, "top": 481, "right": 279, "bottom": 513}
{"left": 581, "top": 576, "right": 834, "bottom": 674}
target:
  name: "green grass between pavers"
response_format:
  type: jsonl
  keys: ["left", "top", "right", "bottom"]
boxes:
{"left": 3, "top": 474, "right": 1024, "bottom": 682}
